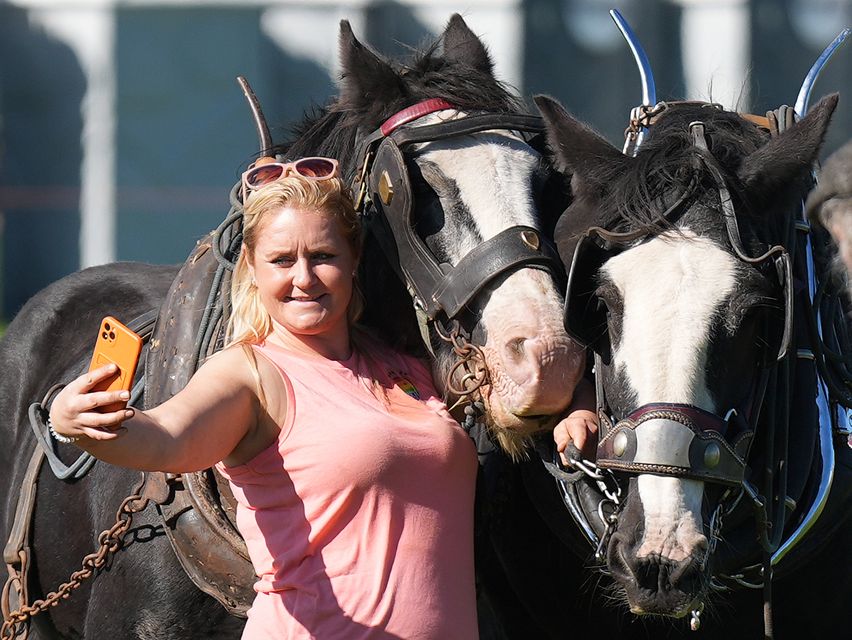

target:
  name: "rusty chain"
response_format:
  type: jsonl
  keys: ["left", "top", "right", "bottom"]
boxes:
{"left": 433, "top": 319, "right": 488, "bottom": 399}
{"left": 1, "top": 489, "right": 149, "bottom": 640}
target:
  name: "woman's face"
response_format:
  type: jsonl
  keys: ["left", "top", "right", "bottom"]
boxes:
{"left": 248, "top": 206, "right": 356, "bottom": 348}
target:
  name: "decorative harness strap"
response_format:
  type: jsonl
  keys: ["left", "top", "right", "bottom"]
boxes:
{"left": 379, "top": 98, "right": 454, "bottom": 135}
{"left": 625, "top": 100, "right": 773, "bottom": 139}
{"left": 596, "top": 403, "right": 753, "bottom": 485}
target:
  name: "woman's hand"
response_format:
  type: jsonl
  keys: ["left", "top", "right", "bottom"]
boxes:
{"left": 553, "top": 376, "right": 599, "bottom": 465}
{"left": 553, "top": 409, "right": 598, "bottom": 466}
{"left": 48, "top": 364, "right": 134, "bottom": 442}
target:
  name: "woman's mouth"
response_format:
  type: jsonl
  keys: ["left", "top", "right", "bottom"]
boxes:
{"left": 286, "top": 294, "right": 325, "bottom": 303}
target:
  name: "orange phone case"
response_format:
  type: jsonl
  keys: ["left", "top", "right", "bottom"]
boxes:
{"left": 88, "top": 316, "right": 142, "bottom": 413}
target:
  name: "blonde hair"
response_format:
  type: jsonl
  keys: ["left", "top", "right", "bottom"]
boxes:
{"left": 225, "top": 173, "right": 362, "bottom": 347}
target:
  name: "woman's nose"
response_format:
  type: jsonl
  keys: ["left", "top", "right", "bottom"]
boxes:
{"left": 291, "top": 258, "right": 316, "bottom": 288}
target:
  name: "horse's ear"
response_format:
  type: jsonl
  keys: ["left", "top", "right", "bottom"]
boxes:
{"left": 737, "top": 93, "right": 839, "bottom": 196}
{"left": 442, "top": 14, "right": 493, "bottom": 75}
{"left": 338, "top": 20, "right": 404, "bottom": 112}
{"left": 535, "top": 95, "right": 628, "bottom": 260}
{"left": 534, "top": 94, "right": 627, "bottom": 191}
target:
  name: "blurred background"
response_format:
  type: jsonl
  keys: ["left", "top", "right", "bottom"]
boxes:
{"left": 0, "top": 0, "right": 850, "bottom": 324}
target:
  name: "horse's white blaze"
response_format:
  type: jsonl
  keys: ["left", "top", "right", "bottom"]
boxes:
{"left": 415, "top": 110, "right": 539, "bottom": 248}
{"left": 604, "top": 229, "right": 739, "bottom": 560}
{"left": 635, "top": 476, "right": 706, "bottom": 562}
{"left": 604, "top": 230, "right": 738, "bottom": 405}
{"left": 422, "top": 133, "right": 539, "bottom": 235}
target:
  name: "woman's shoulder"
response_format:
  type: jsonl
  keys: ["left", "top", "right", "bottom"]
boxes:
{"left": 200, "top": 342, "right": 290, "bottom": 416}
{"left": 204, "top": 342, "right": 256, "bottom": 365}
{"left": 197, "top": 343, "right": 265, "bottom": 382}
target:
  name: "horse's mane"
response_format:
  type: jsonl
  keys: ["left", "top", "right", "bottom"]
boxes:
{"left": 599, "top": 105, "right": 772, "bottom": 236}
{"left": 278, "top": 39, "right": 525, "bottom": 174}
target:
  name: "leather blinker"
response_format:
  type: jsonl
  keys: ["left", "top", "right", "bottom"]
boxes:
{"left": 364, "top": 124, "right": 565, "bottom": 323}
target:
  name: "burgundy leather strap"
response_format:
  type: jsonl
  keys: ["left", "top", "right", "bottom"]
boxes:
{"left": 380, "top": 99, "right": 455, "bottom": 136}
{"left": 627, "top": 403, "right": 729, "bottom": 434}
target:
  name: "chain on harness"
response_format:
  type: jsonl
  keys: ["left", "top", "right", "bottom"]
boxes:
{"left": 431, "top": 318, "right": 488, "bottom": 430}
{"left": 1, "top": 476, "right": 158, "bottom": 640}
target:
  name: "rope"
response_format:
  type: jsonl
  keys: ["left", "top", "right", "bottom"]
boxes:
{"left": 189, "top": 182, "right": 244, "bottom": 373}
{"left": 27, "top": 399, "right": 96, "bottom": 481}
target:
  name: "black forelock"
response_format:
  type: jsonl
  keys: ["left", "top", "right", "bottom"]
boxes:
{"left": 597, "top": 105, "right": 771, "bottom": 237}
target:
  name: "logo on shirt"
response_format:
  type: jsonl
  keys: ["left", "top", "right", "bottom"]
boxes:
{"left": 389, "top": 370, "right": 421, "bottom": 400}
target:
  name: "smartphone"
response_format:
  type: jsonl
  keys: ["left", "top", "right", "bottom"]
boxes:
{"left": 88, "top": 316, "right": 143, "bottom": 413}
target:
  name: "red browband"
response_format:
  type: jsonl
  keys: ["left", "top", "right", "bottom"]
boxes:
{"left": 380, "top": 98, "right": 455, "bottom": 136}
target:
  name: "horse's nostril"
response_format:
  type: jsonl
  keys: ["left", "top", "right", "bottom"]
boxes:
{"left": 504, "top": 337, "right": 526, "bottom": 359}
{"left": 607, "top": 533, "right": 635, "bottom": 580}
{"left": 635, "top": 556, "right": 670, "bottom": 593}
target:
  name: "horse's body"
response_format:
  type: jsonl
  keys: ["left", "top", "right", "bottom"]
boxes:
{"left": 0, "top": 16, "right": 586, "bottom": 639}
{"left": 1, "top": 264, "right": 251, "bottom": 638}
{"left": 533, "top": 94, "right": 852, "bottom": 637}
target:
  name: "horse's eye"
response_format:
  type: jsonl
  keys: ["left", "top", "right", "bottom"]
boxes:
{"left": 595, "top": 288, "right": 623, "bottom": 347}
{"left": 603, "top": 304, "right": 621, "bottom": 344}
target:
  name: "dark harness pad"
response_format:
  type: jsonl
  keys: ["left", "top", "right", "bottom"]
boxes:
{"left": 144, "top": 232, "right": 255, "bottom": 617}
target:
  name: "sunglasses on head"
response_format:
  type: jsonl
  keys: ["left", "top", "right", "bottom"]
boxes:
{"left": 241, "top": 157, "right": 339, "bottom": 199}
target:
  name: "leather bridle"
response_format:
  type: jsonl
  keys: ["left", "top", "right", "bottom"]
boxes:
{"left": 570, "top": 121, "right": 794, "bottom": 488}
{"left": 551, "top": 113, "right": 798, "bottom": 564}
{"left": 351, "top": 100, "right": 565, "bottom": 335}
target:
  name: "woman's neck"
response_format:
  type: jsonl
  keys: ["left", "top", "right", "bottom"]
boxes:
{"left": 265, "top": 324, "right": 353, "bottom": 361}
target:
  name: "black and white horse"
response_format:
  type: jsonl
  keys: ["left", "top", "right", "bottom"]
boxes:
{"left": 0, "top": 16, "right": 584, "bottom": 639}
{"left": 535, "top": 92, "right": 852, "bottom": 638}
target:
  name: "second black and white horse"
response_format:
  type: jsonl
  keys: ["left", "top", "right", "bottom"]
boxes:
{"left": 535, "top": 92, "right": 852, "bottom": 638}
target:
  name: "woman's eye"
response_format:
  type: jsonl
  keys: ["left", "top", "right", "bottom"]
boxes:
{"left": 273, "top": 256, "right": 295, "bottom": 265}
{"left": 312, "top": 253, "right": 335, "bottom": 262}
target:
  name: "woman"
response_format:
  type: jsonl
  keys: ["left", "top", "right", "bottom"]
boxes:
{"left": 48, "top": 157, "right": 595, "bottom": 638}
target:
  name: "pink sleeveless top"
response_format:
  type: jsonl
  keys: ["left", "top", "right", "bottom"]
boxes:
{"left": 216, "top": 339, "right": 478, "bottom": 640}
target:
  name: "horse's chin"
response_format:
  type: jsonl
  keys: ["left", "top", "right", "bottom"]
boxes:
{"left": 626, "top": 595, "right": 698, "bottom": 619}
{"left": 481, "top": 392, "right": 555, "bottom": 460}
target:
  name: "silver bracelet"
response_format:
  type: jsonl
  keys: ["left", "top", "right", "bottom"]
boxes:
{"left": 48, "top": 418, "right": 80, "bottom": 444}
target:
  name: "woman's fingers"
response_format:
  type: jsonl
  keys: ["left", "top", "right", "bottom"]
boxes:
{"left": 54, "top": 408, "right": 132, "bottom": 441}
{"left": 74, "top": 389, "right": 131, "bottom": 413}
{"left": 77, "top": 425, "right": 128, "bottom": 441}
{"left": 50, "top": 380, "right": 134, "bottom": 441}
{"left": 77, "top": 407, "right": 134, "bottom": 430}
{"left": 75, "top": 363, "right": 119, "bottom": 393}
{"left": 554, "top": 416, "right": 598, "bottom": 466}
